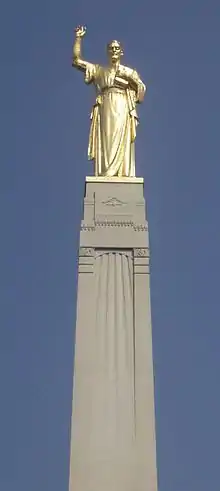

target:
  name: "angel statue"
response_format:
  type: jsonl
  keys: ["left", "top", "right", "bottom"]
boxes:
{"left": 72, "top": 26, "right": 146, "bottom": 178}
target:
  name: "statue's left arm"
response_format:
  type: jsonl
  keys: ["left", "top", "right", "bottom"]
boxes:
{"left": 130, "top": 69, "right": 146, "bottom": 103}
{"left": 118, "top": 65, "right": 146, "bottom": 103}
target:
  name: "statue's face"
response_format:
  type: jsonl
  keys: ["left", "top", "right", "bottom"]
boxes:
{"left": 107, "top": 41, "right": 122, "bottom": 64}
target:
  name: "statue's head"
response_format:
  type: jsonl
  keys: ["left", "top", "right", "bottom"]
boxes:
{"left": 107, "top": 40, "right": 123, "bottom": 65}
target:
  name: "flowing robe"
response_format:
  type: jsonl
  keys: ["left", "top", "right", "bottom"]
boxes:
{"left": 85, "top": 63, "right": 146, "bottom": 177}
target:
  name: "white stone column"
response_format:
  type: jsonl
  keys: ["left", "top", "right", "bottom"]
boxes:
{"left": 68, "top": 178, "right": 158, "bottom": 491}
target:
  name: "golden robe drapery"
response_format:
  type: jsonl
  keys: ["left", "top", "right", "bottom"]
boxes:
{"left": 85, "top": 63, "right": 146, "bottom": 177}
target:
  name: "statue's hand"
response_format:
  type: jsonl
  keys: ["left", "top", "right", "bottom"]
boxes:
{"left": 75, "top": 25, "right": 87, "bottom": 38}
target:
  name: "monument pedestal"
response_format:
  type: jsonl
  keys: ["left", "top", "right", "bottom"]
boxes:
{"left": 69, "top": 178, "right": 158, "bottom": 491}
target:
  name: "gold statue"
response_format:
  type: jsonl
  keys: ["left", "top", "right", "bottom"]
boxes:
{"left": 72, "top": 26, "right": 146, "bottom": 178}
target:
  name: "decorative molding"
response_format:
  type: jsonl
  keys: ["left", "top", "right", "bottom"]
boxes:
{"left": 79, "top": 247, "right": 95, "bottom": 257}
{"left": 134, "top": 248, "right": 149, "bottom": 257}
{"left": 96, "top": 219, "right": 133, "bottom": 228}
{"left": 95, "top": 249, "right": 132, "bottom": 258}
{"left": 81, "top": 221, "right": 148, "bottom": 231}
{"left": 101, "top": 197, "right": 126, "bottom": 207}
{"left": 134, "top": 224, "right": 148, "bottom": 232}
{"left": 81, "top": 224, "right": 95, "bottom": 232}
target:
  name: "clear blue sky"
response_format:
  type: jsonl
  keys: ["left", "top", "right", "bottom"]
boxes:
{"left": 1, "top": 0, "right": 220, "bottom": 489}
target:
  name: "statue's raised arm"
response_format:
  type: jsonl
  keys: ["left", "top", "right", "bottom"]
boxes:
{"left": 72, "top": 26, "right": 88, "bottom": 72}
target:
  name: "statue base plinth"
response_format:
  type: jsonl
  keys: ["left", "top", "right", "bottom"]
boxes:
{"left": 86, "top": 175, "right": 144, "bottom": 184}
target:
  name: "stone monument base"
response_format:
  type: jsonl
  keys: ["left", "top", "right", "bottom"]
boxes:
{"left": 68, "top": 179, "right": 158, "bottom": 491}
